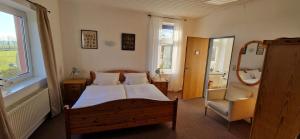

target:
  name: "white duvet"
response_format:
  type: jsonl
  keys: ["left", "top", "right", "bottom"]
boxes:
{"left": 72, "top": 84, "right": 169, "bottom": 109}
{"left": 125, "top": 84, "right": 169, "bottom": 101}
{"left": 72, "top": 85, "right": 126, "bottom": 108}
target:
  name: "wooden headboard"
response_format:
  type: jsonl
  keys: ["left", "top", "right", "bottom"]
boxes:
{"left": 87, "top": 70, "right": 151, "bottom": 85}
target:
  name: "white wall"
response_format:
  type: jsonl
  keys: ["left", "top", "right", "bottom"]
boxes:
{"left": 192, "top": 0, "right": 300, "bottom": 83}
{"left": 240, "top": 43, "right": 266, "bottom": 69}
{"left": 59, "top": 0, "right": 149, "bottom": 78}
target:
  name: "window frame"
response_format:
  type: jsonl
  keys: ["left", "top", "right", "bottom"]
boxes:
{"left": 0, "top": 4, "right": 33, "bottom": 83}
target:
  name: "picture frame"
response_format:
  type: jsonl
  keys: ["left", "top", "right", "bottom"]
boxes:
{"left": 256, "top": 43, "right": 265, "bottom": 55}
{"left": 81, "top": 30, "right": 98, "bottom": 49}
{"left": 121, "top": 33, "right": 135, "bottom": 51}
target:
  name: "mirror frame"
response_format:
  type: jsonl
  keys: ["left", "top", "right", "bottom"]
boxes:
{"left": 236, "top": 40, "right": 265, "bottom": 86}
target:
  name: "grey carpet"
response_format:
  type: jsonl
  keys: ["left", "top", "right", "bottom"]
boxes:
{"left": 29, "top": 98, "right": 250, "bottom": 139}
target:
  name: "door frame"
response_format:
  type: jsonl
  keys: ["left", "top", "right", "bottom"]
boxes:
{"left": 203, "top": 36, "right": 235, "bottom": 98}
{"left": 182, "top": 37, "right": 210, "bottom": 99}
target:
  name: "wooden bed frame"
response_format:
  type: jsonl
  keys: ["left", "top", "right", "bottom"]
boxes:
{"left": 64, "top": 70, "right": 178, "bottom": 139}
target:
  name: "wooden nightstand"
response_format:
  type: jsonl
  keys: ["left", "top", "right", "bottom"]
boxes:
{"left": 63, "top": 79, "right": 86, "bottom": 106}
{"left": 151, "top": 78, "right": 168, "bottom": 96}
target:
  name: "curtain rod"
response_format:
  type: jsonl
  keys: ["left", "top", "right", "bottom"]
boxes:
{"left": 148, "top": 14, "right": 187, "bottom": 21}
{"left": 26, "top": 0, "right": 51, "bottom": 13}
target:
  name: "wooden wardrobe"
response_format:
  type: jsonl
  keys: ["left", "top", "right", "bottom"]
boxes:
{"left": 250, "top": 38, "right": 300, "bottom": 139}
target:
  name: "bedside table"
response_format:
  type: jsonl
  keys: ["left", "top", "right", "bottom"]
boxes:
{"left": 63, "top": 79, "right": 86, "bottom": 106}
{"left": 151, "top": 78, "right": 168, "bottom": 96}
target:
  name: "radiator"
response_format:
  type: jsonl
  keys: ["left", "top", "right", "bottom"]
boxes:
{"left": 7, "top": 88, "right": 50, "bottom": 139}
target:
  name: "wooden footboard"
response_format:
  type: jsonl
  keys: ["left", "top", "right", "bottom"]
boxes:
{"left": 64, "top": 98, "right": 178, "bottom": 139}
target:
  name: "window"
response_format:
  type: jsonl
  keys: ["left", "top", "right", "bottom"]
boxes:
{"left": 158, "top": 23, "right": 175, "bottom": 72}
{"left": 0, "top": 9, "right": 31, "bottom": 81}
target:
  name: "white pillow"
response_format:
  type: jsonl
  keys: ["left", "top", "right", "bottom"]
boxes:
{"left": 249, "top": 70, "right": 261, "bottom": 79}
{"left": 93, "top": 72, "right": 120, "bottom": 85}
{"left": 124, "top": 73, "right": 149, "bottom": 85}
{"left": 243, "top": 69, "right": 260, "bottom": 79}
{"left": 239, "top": 70, "right": 251, "bottom": 80}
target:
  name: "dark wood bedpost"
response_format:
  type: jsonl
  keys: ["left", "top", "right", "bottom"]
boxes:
{"left": 172, "top": 98, "right": 178, "bottom": 130}
{"left": 86, "top": 71, "right": 96, "bottom": 85}
{"left": 64, "top": 105, "right": 71, "bottom": 139}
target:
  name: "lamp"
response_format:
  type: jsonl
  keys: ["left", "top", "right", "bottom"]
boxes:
{"left": 155, "top": 68, "right": 161, "bottom": 80}
{"left": 0, "top": 79, "right": 4, "bottom": 90}
{"left": 0, "top": 78, "right": 12, "bottom": 96}
{"left": 70, "top": 67, "right": 80, "bottom": 79}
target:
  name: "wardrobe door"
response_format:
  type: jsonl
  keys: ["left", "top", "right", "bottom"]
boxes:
{"left": 250, "top": 38, "right": 300, "bottom": 139}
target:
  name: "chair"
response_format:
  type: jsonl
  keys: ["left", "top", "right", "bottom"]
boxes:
{"left": 204, "top": 82, "right": 258, "bottom": 129}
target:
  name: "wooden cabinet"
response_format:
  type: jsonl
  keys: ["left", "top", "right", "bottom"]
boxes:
{"left": 151, "top": 78, "right": 168, "bottom": 96}
{"left": 63, "top": 79, "right": 86, "bottom": 106}
{"left": 250, "top": 38, "right": 300, "bottom": 139}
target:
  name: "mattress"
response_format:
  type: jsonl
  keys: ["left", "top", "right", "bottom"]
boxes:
{"left": 72, "top": 84, "right": 169, "bottom": 109}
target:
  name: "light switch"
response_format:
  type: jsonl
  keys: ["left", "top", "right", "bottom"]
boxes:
{"left": 105, "top": 41, "right": 115, "bottom": 47}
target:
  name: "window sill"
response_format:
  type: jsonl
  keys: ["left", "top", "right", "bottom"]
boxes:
{"left": 159, "top": 69, "right": 173, "bottom": 75}
{"left": 161, "top": 72, "right": 174, "bottom": 75}
{"left": 3, "top": 76, "right": 46, "bottom": 97}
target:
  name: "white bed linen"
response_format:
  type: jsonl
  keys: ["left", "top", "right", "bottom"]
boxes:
{"left": 72, "top": 84, "right": 170, "bottom": 109}
{"left": 125, "top": 84, "right": 169, "bottom": 101}
{"left": 72, "top": 85, "right": 126, "bottom": 108}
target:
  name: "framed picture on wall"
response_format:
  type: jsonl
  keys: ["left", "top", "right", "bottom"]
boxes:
{"left": 121, "top": 33, "right": 135, "bottom": 51}
{"left": 81, "top": 30, "right": 98, "bottom": 49}
{"left": 256, "top": 43, "right": 265, "bottom": 55}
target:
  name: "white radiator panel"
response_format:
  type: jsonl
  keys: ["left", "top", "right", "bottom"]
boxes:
{"left": 7, "top": 88, "right": 50, "bottom": 139}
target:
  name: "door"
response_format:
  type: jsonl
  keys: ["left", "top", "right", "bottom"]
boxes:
{"left": 205, "top": 37, "right": 234, "bottom": 90}
{"left": 183, "top": 37, "right": 209, "bottom": 99}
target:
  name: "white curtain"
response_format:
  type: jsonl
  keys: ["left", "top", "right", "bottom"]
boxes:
{"left": 33, "top": 2, "right": 63, "bottom": 116}
{"left": 147, "top": 17, "right": 162, "bottom": 76}
{"left": 148, "top": 17, "right": 186, "bottom": 92}
{"left": 168, "top": 20, "right": 185, "bottom": 91}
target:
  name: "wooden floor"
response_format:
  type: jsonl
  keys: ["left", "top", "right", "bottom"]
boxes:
{"left": 30, "top": 93, "right": 251, "bottom": 139}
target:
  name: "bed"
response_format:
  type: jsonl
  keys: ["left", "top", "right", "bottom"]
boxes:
{"left": 64, "top": 70, "right": 178, "bottom": 139}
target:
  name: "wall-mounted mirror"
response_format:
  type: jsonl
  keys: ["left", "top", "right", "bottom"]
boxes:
{"left": 236, "top": 40, "right": 266, "bottom": 86}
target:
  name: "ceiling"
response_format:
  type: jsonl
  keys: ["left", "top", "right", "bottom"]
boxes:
{"left": 78, "top": 0, "right": 251, "bottom": 19}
